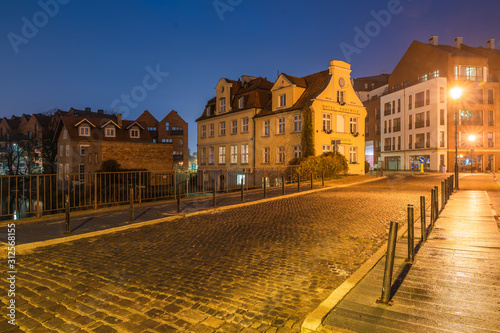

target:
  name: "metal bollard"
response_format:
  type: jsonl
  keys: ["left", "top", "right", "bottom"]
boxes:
{"left": 263, "top": 177, "right": 267, "bottom": 198}
{"left": 406, "top": 205, "right": 414, "bottom": 263}
{"left": 322, "top": 172, "right": 324, "bottom": 187}
{"left": 297, "top": 174, "right": 300, "bottom": 192}
{"left": 177, "top": 184, "right": 181, "bottom": 213}
{"left": 65, "top": 195, "right": 71, "bottom": 234}
{"left": 420, "top": 196, "right": 426, "bottom": 242}
{"left": 441, "top": 181, "right": 445, "bottom": 208}
{"left": 282, "top": 175, "right": 285, "bottom": 195}
{"left": 129, "top": 187, "right": 134, "bottom": 222}
{"left": 377, "top": 221, "right": 399, "bottom": 305}
{"left": 430, "top": 189, "right": 435, "bottom": 226}
{"left": 241, "top": 181, "right": 244, "bottom": 202}
{"left": 310, "top": 173, "right": 313, "bottom": 189}
{"left": 434, "top": 185, "right": 439, "bottom": 218}
{"left": 213, "top": 179, "right": 216, "bottom": 207}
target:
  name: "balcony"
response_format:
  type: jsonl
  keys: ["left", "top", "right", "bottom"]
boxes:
{"left": 392, "top": 125, "right": 401, "bottom": 132}
{"left": 415, "top": 142, "right": 425, "bottom": 149}
{"left": 384, "top": 108, "right": 392, "bottom": 116}
{"left": 171, "top": 129, "right": 184, "bottom": 136}
{"left": 415, "top": 121, "right": 425, "bottom": 129}
{"left": 384, "top": 145, "right": 392, "bottom": 152}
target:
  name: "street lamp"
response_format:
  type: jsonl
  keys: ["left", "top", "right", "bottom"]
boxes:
{"left": 450, "top": 87, "right": 463, "bottom": 189}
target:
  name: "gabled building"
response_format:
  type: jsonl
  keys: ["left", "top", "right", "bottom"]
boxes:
{"left": 196, "top": 60, "right": 367, "bottom": 176}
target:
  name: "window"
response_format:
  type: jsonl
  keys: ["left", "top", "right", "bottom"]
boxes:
{"left": 241, "top": 144, "right": 248, "bottom": 164}
{"left": 79, "top": 126, "right": 90, "bottom": 136}
{"left": 27, "top": 131, "right": 32, "bottom": 139}
{"left": 79, "top": 165, "right": 85, "bottom": 180}
{"left": 220, "top": 98, "right": 226, "bottom": 113}
{"left": 425, "top": 90, "right": 430, "bottom": 105}
{"left": 294, "top": 115, "right": 302, "bottom": 132}
{"left": 279, "top": 94, "right": 286, "bottom": 107}
{"left": 162, "top": 138, "right": 173, "bottom": 143}
{"left": 105, "top": 127, "right": 115, "bottom": 137}
{"left": 409, "top": 95, "right": 413, "bottom": 110}
{"left": 66, "top": 145, "right": 70, "bottom": 156}
{"left": 408, "top": 135, "right": 413, "bottom": 149}
{"left": 440, "top": 109, "right": 445, "bottom": 125}
{"left": 440, "top": 131, "right": 445, "bottom": 147}
{"left": 64, "top": 164, "right": 69, "bottom": 180}
{"left": 392, "top": 101, "right": 395, "bottom": 114}
{"left": 350, "top": 117, "right": 358, "bottom": 134}
{"left": 418, "top": 74, "right": 428, "bottom": 82}
{"left": 440, "top": 87, "right": 445, "bottom": 103}
{"left": 397, "top": 136, "right": 401, "bottom": 150}
{"left": 415, "top": 112, "right": 425, "bottom": 128}
{"left": 393, "top": 118, "right": 401, "bottom": 132}
{"left": 384, "top": 121, "right": 387, "bottom": 134}
{"left": 488, "top": 90, "right": 494, "bottom": 104}
{"left": 218, "top": 146, "right": 226, "bottom": 164}
{"left": 277, "top": 146, "right": 285, "bottom": 163}
{"left": 147, "top": 126, "right": 157, "bottom": 131}
{"left": 323, "top": 113, "right": 332, "bottom": 131}
{"left": 165, "top": 122, "right": 170, "bottom": 131}
{"left": 349, "top": 146, "right": 358, "bottom": 164}
{"left": 336, "top": 115, "right": 345, "bottom": 133}
{"left": 294, "top": 145, "right": 301, "bottom": 158}
{"left": 209, "top": 147, "right": 214, "bottom": 164}
{"left": 79, "top": 145, "right": 89, "bottom": 156}
{"left": 388, "top": 120, "right": 392, "bottom": 133}
{"left": 264, "top": 120, "right": 270, "bottom": 136}
{"left": 322, "top": 145, "right": 331, "bottom": 154}
{"left": 488, "top": 133, "right": 494, "bottom": 147}
{"left": 263, "top": 147, "right": 270, "bottom": 164}
{"left": 426, "top": 111, "right": 430, "bottom": 127}
{"left": 415, "top": 92, "right": 425, "bottom": 108}
{"left": 130, "top": 129, "right": 140, "bottom": 138}
{"left": 337, "top": 90, "right": 345, "bottom": 103}
{"left": 242, "top": 118, "right": 249, "bottom": 133}
{"left": 239, "top": 96, "right": 245, "bottom": 109}
{"left": 201, "top": 148, "right": 206, "bottom": 164}
{"left": 460, "top": 110, "right": 483, "bottom": 126}
{"left": 488, "top": 110, "right": 494, "bottom": 126}
{"left": 430, "top": 70, "right": 439, "bottom": 78}
{"left": 392, "top": 137, "right": 395, "bottom": 151}
{"left": 230, "top": 145, "right": 238, "bottom": 164}
{"left": 201, "top": 125, "right": 206, "bottom": 138}
{"left": 63, "top": 129, "right": 67, "bottom": 139}
{"left": 415, "top": 133, "right": 425, "bottom": 149}
{"left": 409, "top": 115, "right": 412, "bottom": 130}
{"left": 179, "top": 139, "right": 183, "bottom": 148}
{"left": 278, "top": 117, "right": 285, "bottom": 134}
{"left": 397, "top": 99, "right": 401, "bottom": 113}
{"left": 365, "top": 125, "right": 369, "bottom": 137}
{"left": 209, "top": 124, "right": 214, "bottom": 137}
{"left": 426, "top": 132, "right": 430, "bottom": 148}
{"left": 60, "top": 145, "right": 63, "bottom": 156}
{"left": 384, "top": 102, "right": 391, "bottom": 116}
{"left": 231, "top": 120, "right": 237, "bottom": 135}
{"left": 454, "top": 66, "right": 483, "bottom": 81}
{"left": 219, "top": 122, "right": 226, "bottom": 136}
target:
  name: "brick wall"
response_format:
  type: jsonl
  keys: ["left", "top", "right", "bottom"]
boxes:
{"left": 100, "top": 141, "right": 173, "bottom": 171}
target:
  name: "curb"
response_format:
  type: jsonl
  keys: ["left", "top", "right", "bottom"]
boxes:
{"left": 301, "top": 215, "right": 408, "bottom": 333}
{"left": 3, "top": 176, "right": 386, "bottom": 258}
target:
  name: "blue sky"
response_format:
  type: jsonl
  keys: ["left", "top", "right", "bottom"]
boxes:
{"left": 1, "top": 0, "right": 499, "bottom": 153}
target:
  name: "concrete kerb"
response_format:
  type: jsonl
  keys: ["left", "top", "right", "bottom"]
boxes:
{"left": 2, "top": 176, "right": 385, "bottom": 258}
{"left": 301, "top": 220, "right": 408, "bottom": 333}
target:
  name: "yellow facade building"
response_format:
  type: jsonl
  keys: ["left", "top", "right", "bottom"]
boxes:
{"left": 197, "top": 60, "right": 366, "bottom": 175}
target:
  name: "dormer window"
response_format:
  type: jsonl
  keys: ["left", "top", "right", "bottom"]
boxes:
{"left": 220, "top": 98, "right": 226, "bottom": 113}
{"left": 105, "top": 127, "right": 116, "bottom": 137}
{"left": 279, "top": 94, "right": 286, "bottom": 108}
{"left": 130, "top": 129, "right": 140, "bottom": 138}
{"left": 79, "top": 126, "right": 90, "bottom": 136}
{"left": 239, "top": 97, "right": 245, "bottom": 109}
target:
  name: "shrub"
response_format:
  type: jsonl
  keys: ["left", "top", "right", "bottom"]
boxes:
{"left": 295, "top": 152, "right": 348, "bottom": 178}
{"left": 99, "top": 159, "right": 121, "bottom": 172}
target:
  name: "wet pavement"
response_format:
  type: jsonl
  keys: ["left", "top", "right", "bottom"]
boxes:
{"left": 323, "top": 174, "right": 500, "bottom": 333}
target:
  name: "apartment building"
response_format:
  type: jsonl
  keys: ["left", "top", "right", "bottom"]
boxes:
{"left": 197, "top": 60, "right": 367, "bottom": 177}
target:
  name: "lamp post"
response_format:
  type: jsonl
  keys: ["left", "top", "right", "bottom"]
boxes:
{"left": 468, "top": 134, "right": 476, "bottom": 173}
{"left": 450, "top": 87, "right": 463, "bottom": 189}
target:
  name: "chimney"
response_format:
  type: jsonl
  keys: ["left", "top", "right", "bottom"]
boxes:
{"left": 428, "top": 36, "right": 438, "bottom": 46}
{"left": 117, "top": 114, "right": 122, "bottom": 127}
{"left": 487, "top": 39, "right": 495, "bottom": 49}
{"left": 85, "top": 107, "right": 91, "bottom": 112}
{"left": 454, "top": 37, "right": 463, "bottom": 49}
{"left": 97, "top": 109, "right": 104, "bottom": 114}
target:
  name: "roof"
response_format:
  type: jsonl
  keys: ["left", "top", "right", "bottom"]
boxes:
{"left": 281, "top": 73, "right": 307, "bottom": 88}
{"left": 255, "top": 69, "right": 331, "bottom": 118}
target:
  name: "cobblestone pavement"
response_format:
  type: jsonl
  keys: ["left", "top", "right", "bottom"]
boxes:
{"left": 1, "top": 173, "right": 449, "bottom": 332}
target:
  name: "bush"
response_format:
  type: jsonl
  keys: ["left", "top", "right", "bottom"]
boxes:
{"left": 99, "top": 160, "right": 121, "bottom": 172}
{"left": 295, "top": 152, "right": 348, "bottom": 178}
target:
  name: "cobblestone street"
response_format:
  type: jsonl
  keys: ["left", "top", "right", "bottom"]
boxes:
{"left": 1, "top": 174, "right": 449, "bottom": 332}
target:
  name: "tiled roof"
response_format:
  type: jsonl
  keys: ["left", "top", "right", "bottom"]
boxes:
{"left": 282, "top": 73, "right": 307, "bottom": 88}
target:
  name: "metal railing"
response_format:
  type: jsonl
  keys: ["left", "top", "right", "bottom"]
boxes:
{"left": 0, "top": 166, "right": 315, "bottom": 220}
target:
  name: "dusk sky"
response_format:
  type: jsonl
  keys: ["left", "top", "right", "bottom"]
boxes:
{"left": 1, "top": 0, "right": 499, "bottom": 153}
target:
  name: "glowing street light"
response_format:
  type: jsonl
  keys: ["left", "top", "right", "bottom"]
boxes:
{"left": 450, "top": 87, "right": 463, "bottom": 189}
{"left": 468, "top": 134, "right": 476, "bottom": 142}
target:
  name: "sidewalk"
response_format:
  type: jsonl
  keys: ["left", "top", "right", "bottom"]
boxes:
{"left": 0, "top": 174, "right": 381, "bottom": 247}
{"left": 319, "top": 186, "right": 500, "bottom": 332}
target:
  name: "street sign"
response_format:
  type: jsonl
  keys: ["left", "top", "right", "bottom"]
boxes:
{"left": 419, "top": 157, "right": 425, "bottom": 164}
